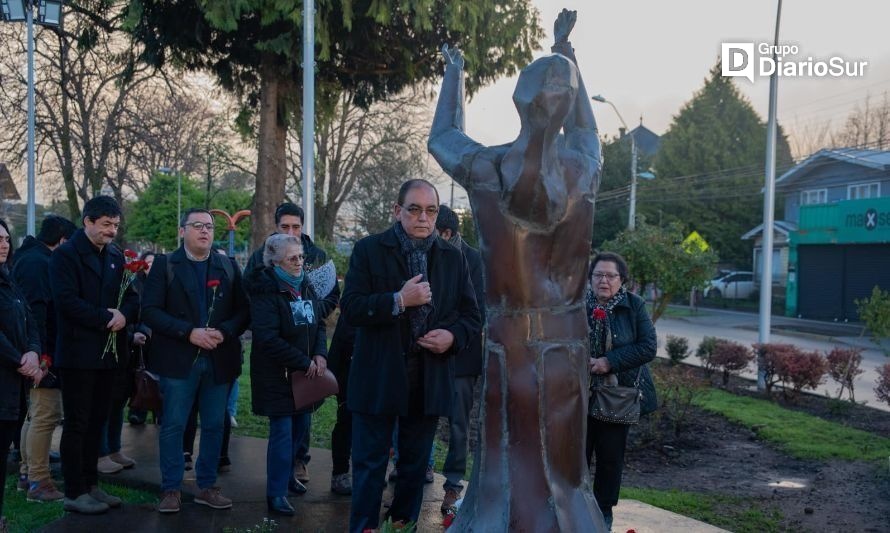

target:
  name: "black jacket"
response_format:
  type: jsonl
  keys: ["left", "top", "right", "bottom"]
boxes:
{"left": 454, "top": 241, "right": 485, "bottom": 377}
{"left": 49, "top": 229, "right": 140, "bottom": 369}
{"left": 327, "top": 312, "right": 356, "bottom": 398}
{"left": 12, "top": 237, "right": 60, "bottom": 388}
{"left": 341, "top": 226, "right": 481, "bottom": 417}
{"left": 0, "top": 268, "right": 40, "bottom": 421}
{"left": 245, "top": 233, "right": 340, "bottom": 319}
{"left": 248, "top": 267, "right": 327, "bottom": 417}
{"left": 142, "top": 248, "right": 249, "bottom": 384}
{"left": 588, "top": 291, "right": 658, "bottom": 416}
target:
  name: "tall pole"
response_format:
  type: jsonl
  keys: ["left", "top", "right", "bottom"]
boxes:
{"left": 757, "top": 0, "right": 783, "bottom": 391}
{"left": 302, "top": 0, "right": 315, "bottom": 238}
{"left": 26, "top": 1, "right": 36, "bottom": 236}
{"left": 628, "top": 134, "right": 637, "bottom": 230}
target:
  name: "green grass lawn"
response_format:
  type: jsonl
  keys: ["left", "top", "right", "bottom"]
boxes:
{"left": 621, "top": 487, "right": 784, "bottom": 533}
{"left": 694, "top": 388, "right": 890, "bottom": 461}
{"left": 3, "top": 475, "right": 156, "bottom": 533}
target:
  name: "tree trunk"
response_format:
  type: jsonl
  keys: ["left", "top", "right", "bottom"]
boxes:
{"left": 251, "top": 56, "right": 290, "bottom": 249}
{"left": 59, "top": 77, "right": 80, "bottom": 220}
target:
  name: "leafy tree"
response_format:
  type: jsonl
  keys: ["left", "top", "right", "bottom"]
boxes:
{"left": 126, "top": 172, "right": 203, "bottom": 251}
{"left": 856, "top": 285, "right": 890, "bottom": 353}
{"left": 602, "top": 219, "right": 717, "bottom": 322}
{"left": 125, "top": 0, "right": 544, "bottom": 246}
{"left": 639, "top": 61, "right": 794, "bottom": 267}
{"left": 459, "top": 209, "right": 478, "bottom": 249}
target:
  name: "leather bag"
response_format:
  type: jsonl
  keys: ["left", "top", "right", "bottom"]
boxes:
{"left": 589, "top": 368, "right": 642, "bottom": 425}
{"left": 290, "top": 368, "right": 339, "bottom": 412}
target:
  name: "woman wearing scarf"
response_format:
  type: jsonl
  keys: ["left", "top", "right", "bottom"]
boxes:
{"left": 248, "top": 234, "right": 327, "bottom": 516}
{"left": 586, "top": 251, "right": 657, "bottom": 531}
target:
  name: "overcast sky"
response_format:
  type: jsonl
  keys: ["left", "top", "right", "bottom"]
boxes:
{"left": 462, "top": 0, "right": 890, "bottom": 157}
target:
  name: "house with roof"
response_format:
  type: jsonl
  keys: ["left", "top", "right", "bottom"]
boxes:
{"left": 744, "top": 148, "right": 890, "bottom": 320}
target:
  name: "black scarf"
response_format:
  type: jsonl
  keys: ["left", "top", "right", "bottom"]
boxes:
{"left": 586, "top": 285, "right": 627, "bottom": 388}
{"left": 393, "top": 222, "right": 437, "bottom": 343}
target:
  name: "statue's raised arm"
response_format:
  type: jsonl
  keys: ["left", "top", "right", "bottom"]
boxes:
{"left": 428, "top": 44, "right": 485, "bottom": 189}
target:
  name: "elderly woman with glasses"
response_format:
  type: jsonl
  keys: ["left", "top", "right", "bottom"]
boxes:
{"left": 248, "top": 234, "right": 327, "bottom": 516}
{"left": 585, "top": 251, "right": 657, "bottom": 531}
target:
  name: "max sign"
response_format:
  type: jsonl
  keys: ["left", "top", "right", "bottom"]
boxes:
{"left": 845, "top": 208, "right": 889, "bottom": 231}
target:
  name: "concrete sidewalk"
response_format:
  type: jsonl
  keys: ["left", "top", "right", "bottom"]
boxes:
{"left": 38, "top": 424, "right": 726, "bottom": 532}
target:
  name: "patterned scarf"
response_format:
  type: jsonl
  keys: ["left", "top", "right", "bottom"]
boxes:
{"left": 393, "top": 221, "right": 437, "bottom": 343}
{"left": 586, "top": 285, "right": 627, "bottom": 387}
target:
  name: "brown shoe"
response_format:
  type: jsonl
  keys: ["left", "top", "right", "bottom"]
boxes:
{"left": 194, "top": 486, "right": 232, "bottom": 510}
{"left": 26, "top": 479, "right": 64, "bottom": 502}
{"left": 158, "top": 490, "right": 181, "bottom": 513}
{"left": 441, "top": 487, "right": 460, "bottom": 513}
{"left": 294, "top": 461, "right": 310, "bottom": 483}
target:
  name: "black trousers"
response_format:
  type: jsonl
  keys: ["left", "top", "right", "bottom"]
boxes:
{"left": 586, "top": 416, "right": 630, "bottom": 519}
{"left": 60, "top": 368, "right": 117, "bottom": 498}
{"left": 1, "top": 419, "right": 19, "bottom": 515}
{"left": 330, "top": 353, "right": 352, "bottom": 475}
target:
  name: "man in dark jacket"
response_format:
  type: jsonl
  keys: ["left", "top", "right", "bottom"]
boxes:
{"left": 142, "top": 208, "right": 249, "bottom": 514}
{"left": 244, "top": 201, "right": 339, "bottom": 485}
{"left": 342, "top": 179, "right": 481, "bottom": 532}
{"left": 13, "top": 215, "right": 76, "bottom": 502}
{"left": 434, "top": 205, "right": 485, "bottom": 512}
{"left": 49, "top": 197, "right": 139, "bottom": 514}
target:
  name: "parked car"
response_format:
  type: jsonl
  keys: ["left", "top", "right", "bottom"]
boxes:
{"left": 704, "top": 271, "right": 755, "bottom": 299}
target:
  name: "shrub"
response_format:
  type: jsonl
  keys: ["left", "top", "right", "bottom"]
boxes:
{"left": 825, "top": 347, "right": 864, "bottom": 402}
{"left": 655, "top": 365, "right": 706, "bottom": 435}
{"left": 665, "top": 335, "right": 690, "bottom": 365}
{"left": 875, "top": 363, "right": 890, "bottom": 407}
{"left": 710, "top": 340, "right": 753, "bottom": 386}
{"left": 696, "top": 336, "right": 721, "bottom": 376}
{"left": 855, "top": 285, "right": 890, "bottom": 352}
{"left": 752, "top": 343, "right": 802, "bottom": 394}
{"left": 777, "top": 350, "right": 828, "bottom": 400}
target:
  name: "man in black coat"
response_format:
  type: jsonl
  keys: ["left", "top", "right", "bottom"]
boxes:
{"left": 13, "top": 215, "right": 76, "bottom": 502}
{"left": 244, "top": 201, "right": 339, "bottom": 485}
{"left": 433, "top": 205, "right": 486, "bottom": 512}
{"left": 49, "top": 197, "right": 139, "bottom": 514}
{"left": 342, "top": 179, "right": 481, "bottom": 532}
{"left": 142, "top": 208, "right": 249, "bottom": 514}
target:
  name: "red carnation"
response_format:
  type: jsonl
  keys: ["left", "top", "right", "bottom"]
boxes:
{"left": 593, "top": 308, "right": 607, "bottom": 320}
{"left": 124, "top": 260, "right": 147, "bottom": 273}
{"left": 124, "top": 249, "right": 138, "bottom": 259}
{"left": 39, "top": 354, "right": 52, "bottom": 369}
{"left": 207, "top": 279, "right": 221, "bottom": 288}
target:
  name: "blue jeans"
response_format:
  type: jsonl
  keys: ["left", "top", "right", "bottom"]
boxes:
{"left": 267, "top": 416, "right": 293, "bottom": 497}
{"left": 159, "top": 357, "right": 229, "bottom": 491}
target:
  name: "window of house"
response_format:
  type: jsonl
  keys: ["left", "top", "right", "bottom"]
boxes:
{"left": 847, "top": 182, "right": 880, "bottom": 200}
{"left": 800, "top": 189, "right": 827, "bottom": 205}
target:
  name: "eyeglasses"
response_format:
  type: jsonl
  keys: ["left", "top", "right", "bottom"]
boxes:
{"left": 184, "top": 222, "right": 215, "bottom": 231}
{"left": 285, "top": 254, "right": 305, "bottom": 264}
{"left": 592, "top": 272, "right": 621, "bottom": 281}
{"left": 0, "top": 236, "right": 10, "bottom": 243}
{"left": 400, "top": 205, "right": 439, "bottom": 218}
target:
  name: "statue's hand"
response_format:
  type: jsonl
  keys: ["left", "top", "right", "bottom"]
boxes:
{"left": 553, "top": 8, "right": 576, "bottom": 44}
{"left": 441, "top": 43, "right": 464, "bottom": 69}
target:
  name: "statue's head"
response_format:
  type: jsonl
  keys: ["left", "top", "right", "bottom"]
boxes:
{"left": 512, "top": 54, "right": 579, "bottom": 134}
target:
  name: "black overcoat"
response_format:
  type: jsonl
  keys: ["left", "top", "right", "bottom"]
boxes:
{"left": 0, "top": 269, "right": 40, "bottom": 420}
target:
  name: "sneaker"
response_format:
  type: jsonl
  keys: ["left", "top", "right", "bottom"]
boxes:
{"left": 97, "top": 456, "right": 123, "bottom": 474}
{"left": 425, "top": 465, "right": 434, "bottom": 484}
{"left": 16, "top": 474, "right": 29, "bottom": 491}
{"left": 388, "top": 467, "right": 398, "bottom": 482}
{"left": 89, "top": 486, "right": 122, "bottom": 508}
{"left": 27, "top": 480, "right": 64, "bottom": 502}
{"left": 194, "top": 486, "right": 232, "bottom": 510}
{"left": 218, "top": 456, "right": 232, "bottom": 473}
{"left": 184, "top": 452, "right": 193, "bottom": 471}
{"left": 158, "top": 490, "right": 181, "bottom": 514}
{"left": 294, "top": 460, "right": 310, "bottom": 483}
{"left": 63, "top": 493, "right": 109, "bottom": 514}
{"left": 330, "top": 473, "right": 352, "bottom": 495}
{"left": 109, "top": 452, "right": 136, "bottom": 469}
{"left": 441, "top": 487, "right": 460, "bottom": 514}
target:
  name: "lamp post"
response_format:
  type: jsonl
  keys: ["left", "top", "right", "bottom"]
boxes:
{"left": 592, "top": 95, "right": 639, "bottom": 230}
{"left": 1, "top": 0, "right": 64, "bottom": 236}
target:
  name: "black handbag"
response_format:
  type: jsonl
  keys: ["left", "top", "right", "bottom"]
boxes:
{"left": 589, "top": 368, "right": 643, "bottom": 425}
{"left": 130, "top": 347, "right": 162, "bottom": 412}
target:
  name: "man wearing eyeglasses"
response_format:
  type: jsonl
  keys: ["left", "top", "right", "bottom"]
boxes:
{"left": 341, "top": 178, "right": 481, "bottom": 532}
{"left": 142, "top": 208, "right": 249, "bottom": 514}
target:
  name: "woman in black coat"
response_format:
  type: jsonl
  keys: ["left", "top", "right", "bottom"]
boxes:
{"left": 586, "top": 251, "right": 657, "bottom": 531}
{"left": 0, "top": 218, "right": 42, "bottom": 529}
{"left": 248, "top": 234, "right": 327, "bottom": 516}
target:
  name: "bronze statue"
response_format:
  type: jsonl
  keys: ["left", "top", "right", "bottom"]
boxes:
{"left": 428, "top": 9, "right": 606, "bottom": 531}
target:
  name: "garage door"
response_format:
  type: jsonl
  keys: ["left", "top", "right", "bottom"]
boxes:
{"left": 797, "top": 243, "right": 890, "bottom": 321}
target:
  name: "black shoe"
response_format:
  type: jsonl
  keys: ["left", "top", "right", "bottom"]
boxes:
{"left": 267, "top": 496, "right": 294, "bottom": 516}
{"left": 288, "top": 477, "right": 307, "bottom": 496}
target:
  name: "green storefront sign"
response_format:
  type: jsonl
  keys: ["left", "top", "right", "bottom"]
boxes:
{"left": 786, "top": 197, "right": 890, "bottom": 316}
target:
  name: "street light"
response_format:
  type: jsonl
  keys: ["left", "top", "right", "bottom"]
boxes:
{"left": 592, "top": 94, "right": 640, "bottom": 230}
{"left": 1, "top": 0, "right": 64, "bottom": 236}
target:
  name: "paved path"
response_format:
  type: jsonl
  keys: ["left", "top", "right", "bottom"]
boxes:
{"left": 656, "top": 306, "right": 890, "bottom": 410}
